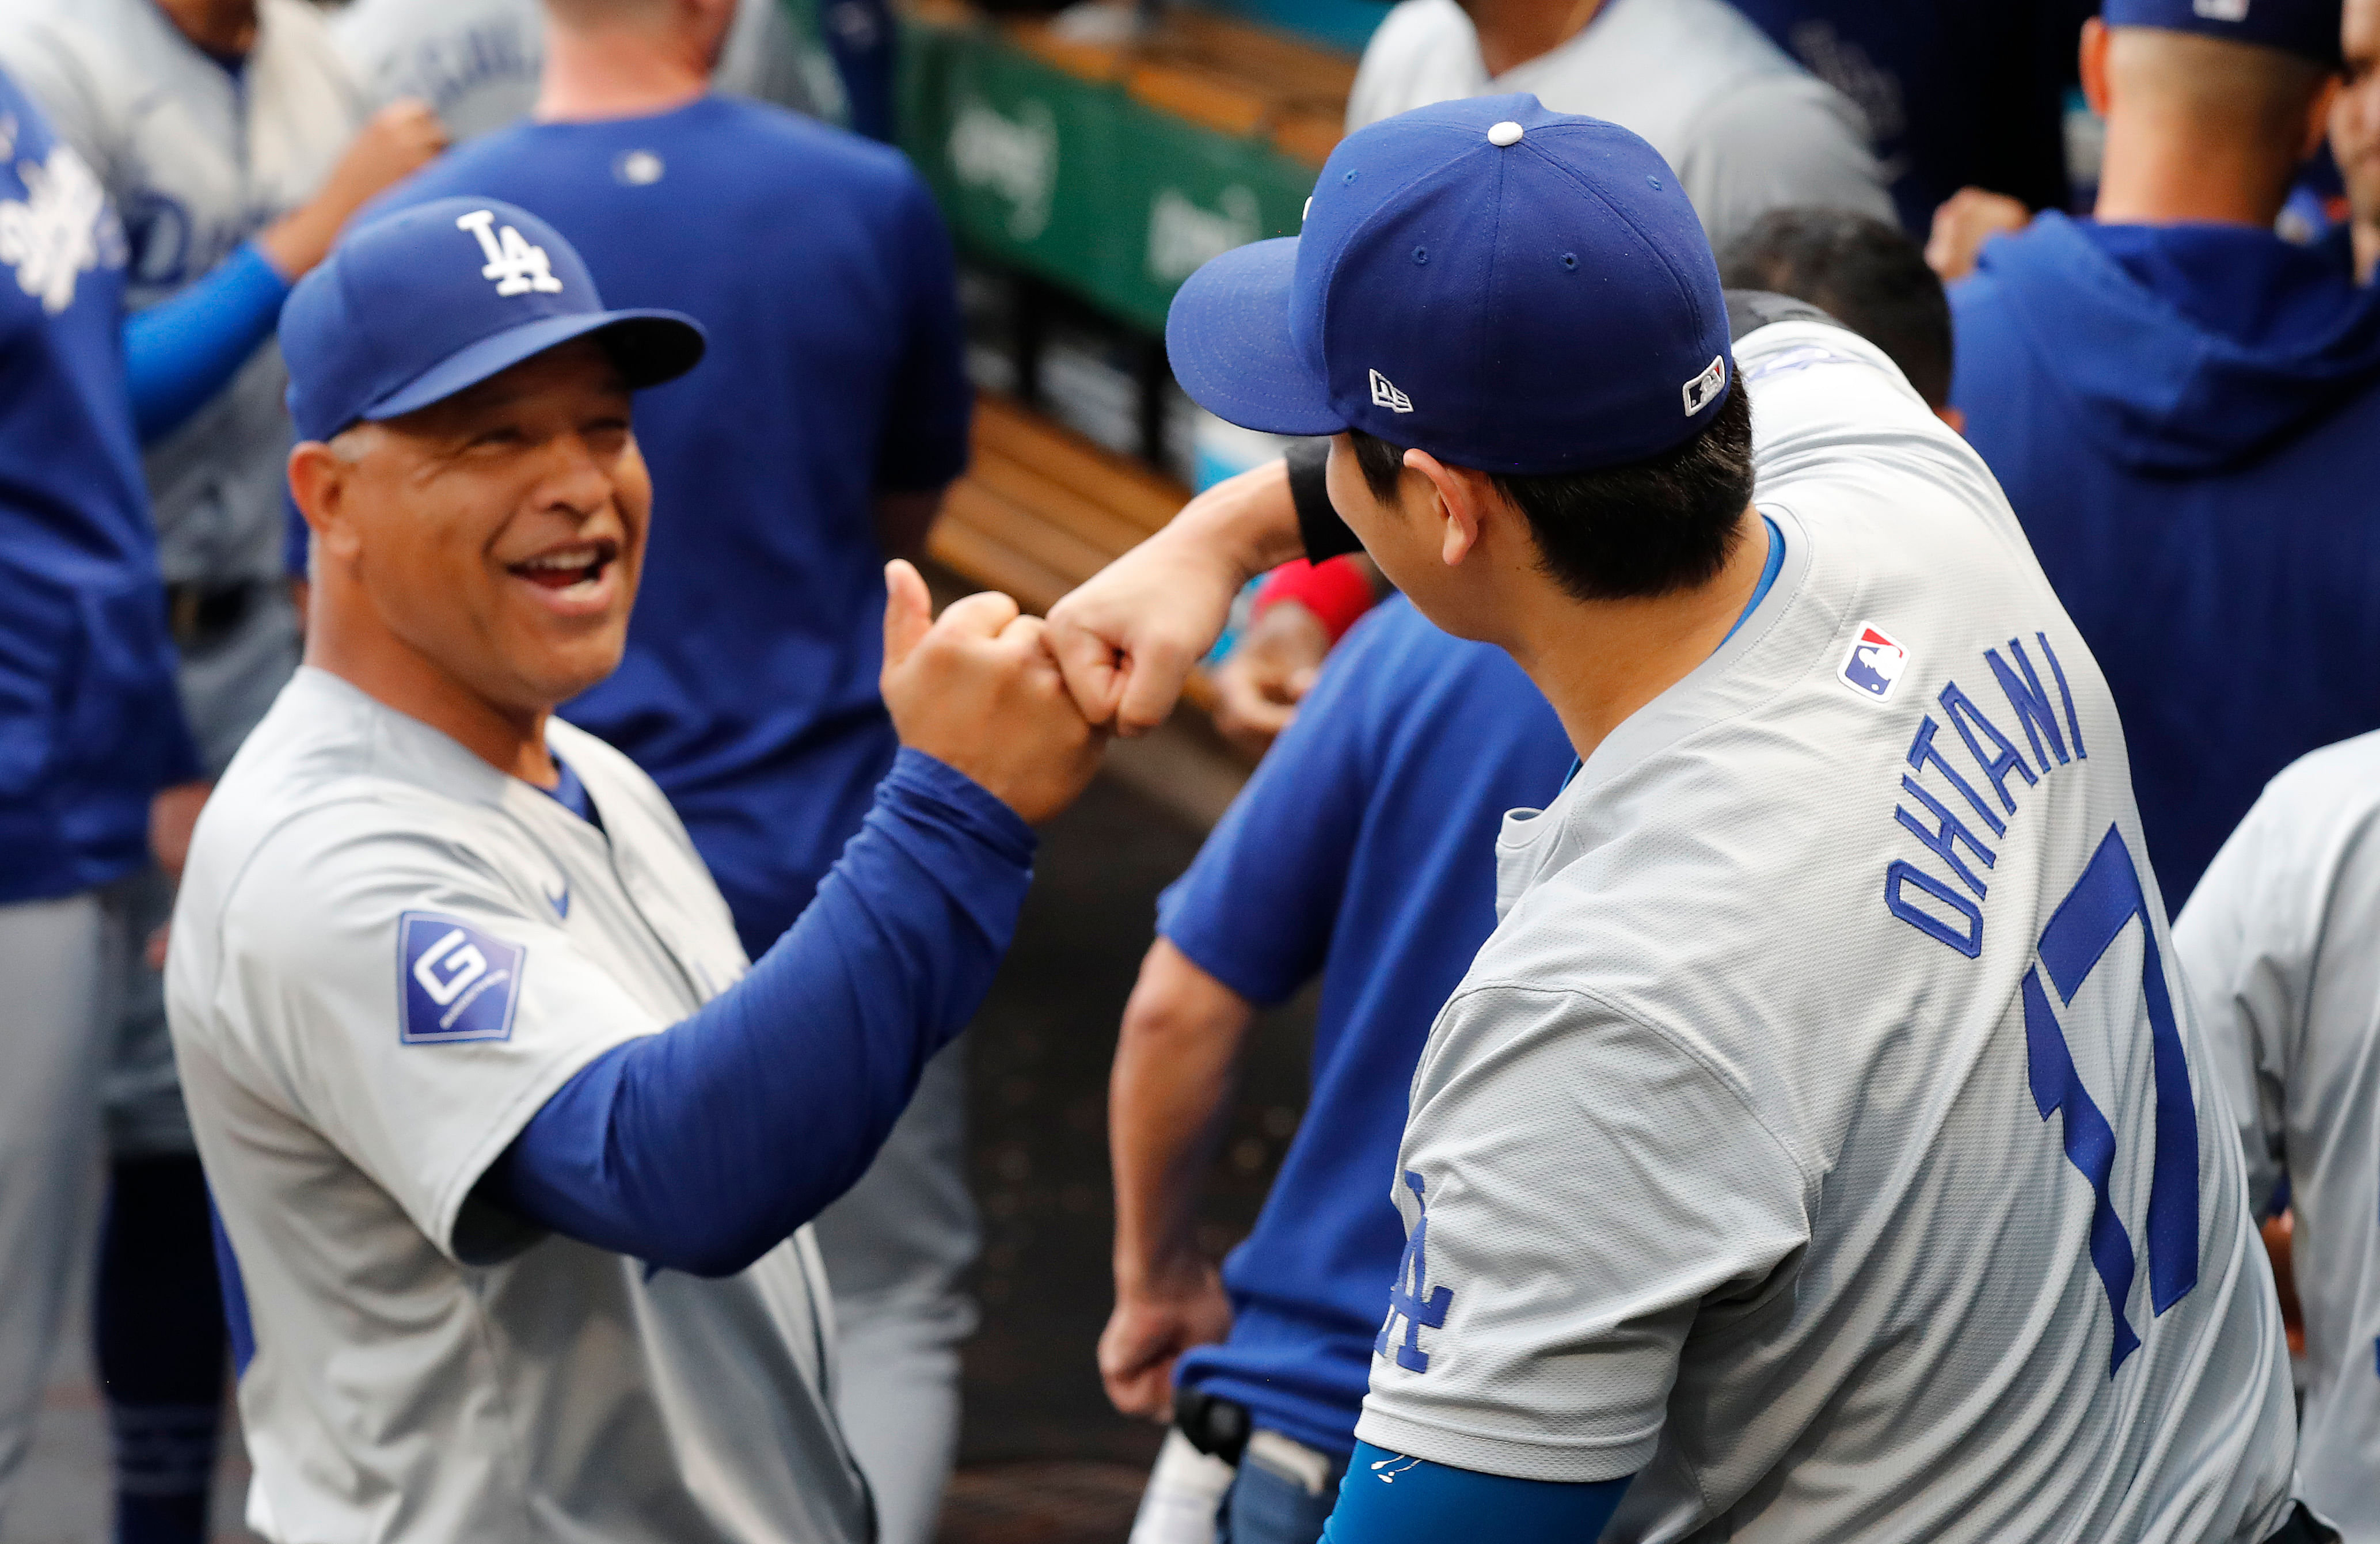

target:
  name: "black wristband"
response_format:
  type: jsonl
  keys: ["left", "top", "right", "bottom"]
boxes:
{"left": 1285, "top": 439, "right": 1362, "bottom": 561}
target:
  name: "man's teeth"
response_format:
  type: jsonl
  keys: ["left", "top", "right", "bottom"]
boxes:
{"left": 519, "top": 547, "right": 604, "bottom": 572}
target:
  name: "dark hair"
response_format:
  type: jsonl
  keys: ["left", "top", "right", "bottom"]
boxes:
{"left": 1719, "top": 208, "right": 1953, "bottom": 409}
{"left": 1349, "top": 380, "right": 1754, "bottom": 603}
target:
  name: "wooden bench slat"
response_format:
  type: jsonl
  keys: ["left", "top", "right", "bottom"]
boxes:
{"left": 967, "top": 447, "right": 1157, "bottom": 559}
{"left": 941, "top": 480, "right": 1117, "bottom": 590}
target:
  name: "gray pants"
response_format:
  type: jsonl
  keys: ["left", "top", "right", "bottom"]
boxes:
{"left": 813, "top": 1039, "right": 979, "bottom": 1544}
{"left": 0, "top": 892, "right": 127, "bottom": 1520}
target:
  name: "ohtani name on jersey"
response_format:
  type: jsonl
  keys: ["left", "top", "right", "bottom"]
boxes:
{"left": 1883, "top": 632, "right": 2087, "bottom": 957}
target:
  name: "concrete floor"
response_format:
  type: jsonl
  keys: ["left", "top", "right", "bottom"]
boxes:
{"left": 3, "top": 769, "right": 1311, "bottom": 1543}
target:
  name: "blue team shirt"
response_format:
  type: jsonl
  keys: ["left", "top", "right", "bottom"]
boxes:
{"left": 378, "top": 94, "right": 971, "bottom": 953}
{"left": 1164, "top": 596, "right": 1574, "bottom": 1457}
{"left": 0, "top": 67, "right": 197, "bottom": 904}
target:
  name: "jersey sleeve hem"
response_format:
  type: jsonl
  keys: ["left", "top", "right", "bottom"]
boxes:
{"left": 425, "top": 1021, "right": 661, "bottom": 1267}
{"left": 1351, "top": 1409, "right": 1657, "bottom": 1485}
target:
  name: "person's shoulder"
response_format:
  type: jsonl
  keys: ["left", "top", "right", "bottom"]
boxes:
{"left": 701, "top": 96, "right": 925, "bottom": 197}
{"left": 362, "top": 121, "right": 542, "bottom": 219}
{"left": 2250, "top": 731, "right": 2380, "bottom": 842}
{"left": 1603, "top": 0, "right": 1801, "bottom": 93}
{"left": 1352, "top": 0, "right": 1470, "bottom": 87}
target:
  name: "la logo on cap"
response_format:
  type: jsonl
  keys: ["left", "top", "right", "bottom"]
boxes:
{"left": 1369, "top": 368, "right": 1413, "bottom": 413}
{"left": 455, "top": 208, "right": 562, "bottom": 297}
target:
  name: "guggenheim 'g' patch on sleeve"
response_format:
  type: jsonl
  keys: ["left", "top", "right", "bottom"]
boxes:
{"left": 398, "top": 913, "right": 524, "bottom": 1044}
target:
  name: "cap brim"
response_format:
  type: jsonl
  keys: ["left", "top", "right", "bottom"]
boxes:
{"left": 1164, "top": 237, "right": 1344, "bottom": 438}
{"left": 363, "top": 308, "right": 708, "bottom": 425}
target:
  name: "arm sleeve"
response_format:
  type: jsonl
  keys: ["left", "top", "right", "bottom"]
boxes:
{"left": 218, "top": 816, "right": 681, "bottom": 1263}
{"left": 1677, "top": 75, "right": 1896, "bottom": 255}
{"left": 485, "top": 749, "right": 1035, "bottom": 1276}
{"left": 1157, "top": 608, "right": 1387, "bottom": 1005}
{"left": 122, "top": 243, "right": 291, "bottom": 444}
{"left": 1356, "top": 986, "right": 1809, "bottom": 1481}
{"left": 2172, "top": 793, "right": 2305, "bottom": 1215}
{"left": 1320, "top": 1443, "right": 1630, "bottom": 1544}
{"left": 873, "top": 173, "right": 973, "bottom": 493}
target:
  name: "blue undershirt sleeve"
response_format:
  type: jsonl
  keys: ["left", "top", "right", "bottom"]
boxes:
{"left": 487, "top": 748, "right": 1035, "bottom": 1276}
{"left": 1320, "top": 1443, "right": 1631, "bottom": 1544}
{"left": 122, "top": 242, "right": 291, "bottom": 445}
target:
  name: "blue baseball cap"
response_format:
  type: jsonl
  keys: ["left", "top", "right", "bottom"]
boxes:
{"left": 282, "top": 196, "right": 706, "bottom": 443}
{"left": 2102, "top": 0, "right": 2341, "bottom": 67}
{"left": 1164, "top": 94, "right": 1731, "bottom": 478}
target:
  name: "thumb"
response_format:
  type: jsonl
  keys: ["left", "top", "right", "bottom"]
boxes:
{"left": 882, "top": 559, "right": 932, "bottom": 670}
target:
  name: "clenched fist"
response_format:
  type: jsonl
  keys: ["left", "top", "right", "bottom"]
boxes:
{"left": 881, "top": 560, "right": 1104, "bottom": 825}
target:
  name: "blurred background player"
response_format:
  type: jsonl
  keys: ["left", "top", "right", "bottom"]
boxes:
{"left": 2177, "top": 736, "right": 2380, "bottom": 1542}
{"left": 177, "top": 196, "right": 1101, "bottom": 1541}
{"left": 1728, "top": 0, "right": 2093, "bottom": 234}
{"left": 332, "top": 0, "right": 879, "bottom": 146}
{"left": 1949, "top": 0, "right": 2380, "bottom": 906}
{"left": 0, "top": 60, "right": 201, "bottom": 1531}
{"left": 1345, "top": 0, "right": 1892, "bottom": 267}
{"left": 1107, "top": 208, "right": 1967, "bottom": 1544}
{"left": 2332, "top": 0, "right": 2380, "bottom": 275}
{"left": 1208, "top": 0, "right": 1899, "bottom": 757}
{"left": 0, "top": 3, "right": 444, "bottom": 1536}
{"left": 363, "top": 3, "right": 976, "bottom": 1537}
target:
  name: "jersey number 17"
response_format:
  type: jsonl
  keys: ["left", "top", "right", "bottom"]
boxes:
{"left": 2021, "top": 825, "right": 2198, "bottom": 1376}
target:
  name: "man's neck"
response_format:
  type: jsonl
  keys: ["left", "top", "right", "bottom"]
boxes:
{"left": 305, "top": 599, "right": 559, "bottom": 789}
{"left": 2093, "top": 114, "right": 2294, "bottom": 227}
{"left": 153, "top": 0, "right": 258, "bottom": 61}
{"left": 1460, "top": 0, "right": 1606, "bottom": 81}
{"left": 1502, "top": 504, "right": 1769, "bottom": 765}
{"left": 535, "top": 22, "right": 709, "bottom": 124}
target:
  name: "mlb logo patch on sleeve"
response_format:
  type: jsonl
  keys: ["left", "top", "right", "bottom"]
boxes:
{"left": 398, "top": 912, "right": 524, "bottom": 1044}
{"left": 1839, "top": 623, "right": 1910, "bottom": 703}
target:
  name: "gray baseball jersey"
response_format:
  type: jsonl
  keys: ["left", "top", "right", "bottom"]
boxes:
{"left": 2174, "top": 732, "right": 2380, "bottom": 1542}
{"left": 1345, "top": 0, "right": 1894, "bottom": 254}
{"left": 1354, "top": 322, "right": 2295, "bottom": 1542}
{"left": 0, "top": 0, "right": 362, "bottom": 591}
{"left": 334, "top": 0, "right": 831, "bottom": 144}
{"left": 166, "top": 670, "right": 870, "bottom": 1543}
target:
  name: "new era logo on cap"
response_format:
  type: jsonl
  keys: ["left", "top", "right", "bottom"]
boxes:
{"left": 1370, "top": 368, "right": 1413, "bottom": 413}
{"left": 1682, "top": 355, "right": 1727, "bottom": 416}
{"left": 1839, "top": 623, "right": 1910, "bottom": 703}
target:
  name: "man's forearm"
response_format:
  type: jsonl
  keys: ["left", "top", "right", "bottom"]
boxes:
{"left": 484, "top": 750, "right": 1035, "bottom": 1275}
{"left": 1110, "top": 939, "right": 1256, "bottom": 1289}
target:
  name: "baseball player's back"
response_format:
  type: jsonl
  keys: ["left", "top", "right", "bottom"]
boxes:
{"left": 1359, "top": 318, "right": 2294, "bottom": 1540}
{"left": 170, "top": 670, "right": 868, "bottom": 1541}
{"left": 2177, "top": 732, "right": 2380, "bottom": 1540}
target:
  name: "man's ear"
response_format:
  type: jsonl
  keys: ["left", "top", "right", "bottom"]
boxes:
{"left": 288, "top": 441, "right": 361, "bottom": 562}
{"left": 2079, "top": 17, "right": 2112, "bottom": 120}
{"left": 2305, "top": 73, "right": 2344, "bottom": 161}
{"left": 1402, "top": 449, "right": 1493, "bottom": 569}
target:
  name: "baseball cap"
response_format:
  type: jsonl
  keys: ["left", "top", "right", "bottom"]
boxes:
{"left": 2101, "top": 0, "right": 2342, "bottom": 67}
{"left": 282, "top": 196, "right": 706, "bottom": 443}
{"left": 1164, "top": 94, "right": 1731, "bottom": 478}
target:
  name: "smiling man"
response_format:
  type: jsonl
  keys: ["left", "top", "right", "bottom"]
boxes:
{"left": 163, "top": 197, "right": 1101, "bottom": 1542}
